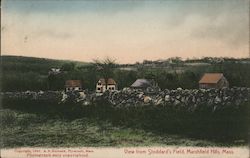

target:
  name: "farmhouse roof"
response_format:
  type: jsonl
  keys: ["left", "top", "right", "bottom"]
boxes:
{"left": 98, "top": 78, "right": 116, "bottom": 85}
{"left": 199, "top": 73, "right": 224, "bottom": 84}
{"left": 131, "top": 79, "right": 153, "bottom": 88}
{"left": 65, "top": 80, "right": 82, "bottom": 88}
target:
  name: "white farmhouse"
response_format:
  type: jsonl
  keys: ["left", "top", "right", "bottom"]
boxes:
{"left": 96, "top": 78, "right": 117, "bottom": 95}
{"left": 65, "top": 80, "right": 83, "bottom": 92}
{"left": 49, "top": 68, "right": 61, "bottom": 75}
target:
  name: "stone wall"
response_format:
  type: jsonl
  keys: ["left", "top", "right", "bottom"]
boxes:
{"left": 102, "top": 87, "right": 250, "bottom": 108}
{"left": 1, "top": 87, "right": 250, "bottom": 110}
{"left": 0, "top": 91, "right": 62, "bottom": 102}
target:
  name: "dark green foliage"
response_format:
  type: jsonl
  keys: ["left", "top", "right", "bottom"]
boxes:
{"left": 114, "top": 70, "right": 137, "bottom": 88}
{"left": 1, "top": 109, "right": 223, "bottom": 148}
{"left": 179, "top": 71, "right": 199, "bottom": 89}
{"left": 2, "top": 71, "right": 48, "bottom": 91}
{"left": 109, "top": 103, "right": 249, "bottom": 142}
{"left": 1, "top": 55, "right": 250, "bottom": 91}
{"left": 2, "top": 98, "right": 249, "bottom": 145}
{"left": 1, "top": 56, "right": 88, "bottom": 91}
{"left": 156, "top": 72, "right": 179, "bottom": 89}
{"left": 0, "top": 109, "right": 17, "bottom": 128}
{"left": 48, "top": 73, "right": 64, "bottom": 90}
{"left": 61, "top": 62, "right": 76, "bottom": 71}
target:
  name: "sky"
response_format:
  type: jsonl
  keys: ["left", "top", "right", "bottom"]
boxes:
{"left": 1, "top": 0, "right": 249, "bottom": 64}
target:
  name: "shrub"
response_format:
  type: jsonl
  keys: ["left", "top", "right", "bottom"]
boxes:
{"left": 0, "top": 109, "right": 17, "bottom": 128}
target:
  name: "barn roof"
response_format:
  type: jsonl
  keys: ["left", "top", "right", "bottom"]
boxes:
{"left": 131, "top": 79, "right": 152, "bottom": 88}
{"left": 65, "top": 80, "right": 82, "bottom": 87}
{"left": 98, "top": 78, "right": 116, "bottom": 85}
{"left": 199, "top": 73, "right": 224, "bottom": 84}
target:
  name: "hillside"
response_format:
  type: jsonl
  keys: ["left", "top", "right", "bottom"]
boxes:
{"left": 1, "top": 55, "right": 88, "bottom": 74}
{"left": 1, "top": 55, "right": 250, "bottom": 92}
{"left": 0, "top": 55, "right": 89, "bottom": 91}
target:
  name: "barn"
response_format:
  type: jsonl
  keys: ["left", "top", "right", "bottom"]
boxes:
{"left": 199, "top": 73, "right": 229, "bottom": 89}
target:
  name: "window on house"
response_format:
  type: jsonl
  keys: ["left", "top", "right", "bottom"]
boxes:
{"left": 112, "top": 87, "right": 114, "bottom": 90}
{"left": 97, "top": 88, "right": 101, "bottom": 90}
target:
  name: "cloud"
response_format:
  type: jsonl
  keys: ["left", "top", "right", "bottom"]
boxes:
{"left": 34, "top": 29, "right": 73, "bottom": 39}
{"left": 189, "top": 13, "right": 249, "bottom": 48}
{"left": 159, "top": 0, "right": 249, "bottom": 49}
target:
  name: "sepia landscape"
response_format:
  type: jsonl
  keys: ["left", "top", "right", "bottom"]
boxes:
{"left": 1, "top": 0, "right": 249, "bottom": 150}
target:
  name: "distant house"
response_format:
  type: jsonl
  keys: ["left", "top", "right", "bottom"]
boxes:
{"left": 199, "top": 73, "right": 229, "bottom": 89}
{"left": 131, "top": 79, "right": 160, "bottom": 92}
{"left": 96, "top": 78, "right": 117, "bottom": 94}
{"left": 49, "top": 68, "right": 61, "bottom": 75}
{"left": 65, "top": 80, "right": 83, "bottom": 92}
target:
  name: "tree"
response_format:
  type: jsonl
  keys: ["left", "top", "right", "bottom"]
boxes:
{"left": 61, "top": 62, "right": 75, "bottom": 71}
{"left": 93, "top": 57, "right": 116, "bottom": 90}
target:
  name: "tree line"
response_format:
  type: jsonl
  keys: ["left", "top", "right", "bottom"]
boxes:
{"left": 1, "top": 56, "right": 250, "bottom": 91}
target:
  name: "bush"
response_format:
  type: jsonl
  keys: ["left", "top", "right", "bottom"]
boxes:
{"left": 0, "top": 109, "right": 17, "bottom": 128}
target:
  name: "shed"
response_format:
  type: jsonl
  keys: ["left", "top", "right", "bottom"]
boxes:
{"left": 131, "top": 79, "right": 153, "bottom": 89}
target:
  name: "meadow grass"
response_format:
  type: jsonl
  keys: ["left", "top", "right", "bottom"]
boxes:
{"left": 0, "top": 109, "right": 246, "bottom": 148}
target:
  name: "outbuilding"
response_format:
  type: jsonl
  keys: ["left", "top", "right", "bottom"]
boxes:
{"left": 131, "top": 79, "right": 155, "bottom": 89}
{"left": 130, "top": 79, "right": 160, "bottom": 93}
{"left": 199, "top": 73, "right": 229, "bottom": 89}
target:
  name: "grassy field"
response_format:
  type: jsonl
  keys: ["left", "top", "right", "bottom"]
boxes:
{"left": 0, "top": 108, "right": 246, "bottom": 148}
